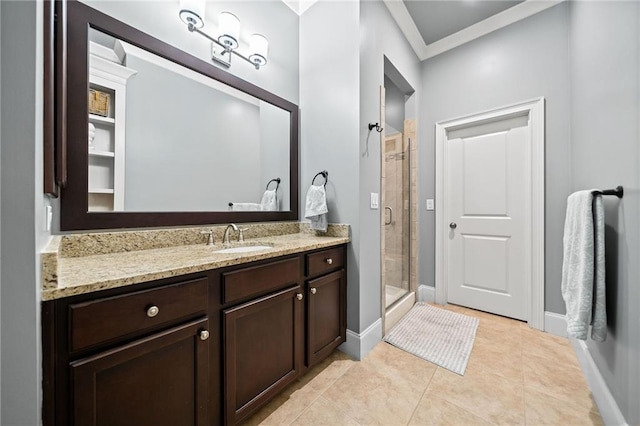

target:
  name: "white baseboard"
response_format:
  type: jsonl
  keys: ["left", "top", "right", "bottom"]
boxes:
{"left": 544, "top": 311, "right": 567, "bottom": 338}
{"left": 571, "top": 340, "right": 628, "bottom": 426}
{"left": 339, "top": 318, "right": 382, "bottom": 361}
{"left": 418, "top": 285, "right": 435, "bottom": 303}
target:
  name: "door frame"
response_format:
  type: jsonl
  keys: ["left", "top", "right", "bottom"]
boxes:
{"left": 435, "top": 97, "right": 545, "bottom": 330}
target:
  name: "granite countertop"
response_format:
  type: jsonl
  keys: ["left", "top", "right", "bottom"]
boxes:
{"left": 41, "top": 223, "right": 350, "bottom": 301}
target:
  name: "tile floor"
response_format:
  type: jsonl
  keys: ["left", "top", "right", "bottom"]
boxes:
{"left": 242, "top": 304, "right": 602, "bottom": 425}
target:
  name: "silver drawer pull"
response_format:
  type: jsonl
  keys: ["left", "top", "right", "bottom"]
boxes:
{"left": 310, "top": 288, "right": 317, "bottom": 295}
{"left": 325, "top": 258, "right": 333, "bottom": 265}
{"left": 199, "top": 330, "right": 209, "bottom": 341}
{"left": 296, "top": 293, "right": 304, "bottom": 301}
{"left": 146, "top": 305, "right": 159, "bottom": 318}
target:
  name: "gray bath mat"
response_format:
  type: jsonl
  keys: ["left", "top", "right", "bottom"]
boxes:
{"left": 384, "top": 303, "right": 479, "bottom": 375}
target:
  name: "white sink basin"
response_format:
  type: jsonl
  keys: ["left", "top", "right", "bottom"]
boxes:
{"left": 212, "top": 245, "right": 273, "bottom": 254}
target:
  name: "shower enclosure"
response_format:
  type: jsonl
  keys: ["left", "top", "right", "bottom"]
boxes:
{"left": 380, "top": 70, "right": 417, "bottom": 334}
{"left": 382, "top": 130, "right": 411, "bottom": 310}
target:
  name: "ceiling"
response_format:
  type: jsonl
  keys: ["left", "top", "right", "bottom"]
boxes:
{"left": 403, "top": 0, "right": 524, "bottom": 45}
{"left": 282, "top": 0, "right": 563, "bottom": 61}
{"left": 384, "top": 0, "right": 563, "bottom": 60}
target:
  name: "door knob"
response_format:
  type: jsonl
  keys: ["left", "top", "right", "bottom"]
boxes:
{"left": 199, "top": 330, "right": 209, "bottom": 341}
{"left": 296, "top": 293, "right": 303, "bottom": 300}
{"left": 449, "top": 222, "right": 457, "bottom": 229}
{"left": 310, "top": 287, "right": 317, "bottom": 295}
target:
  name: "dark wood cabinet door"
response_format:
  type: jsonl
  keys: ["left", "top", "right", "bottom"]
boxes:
{"left": 70, "top": 318, "right": 210, "bottom": 426}
{"left": 307, "top": 270, "right": 346, "bottom": 367}
{"left": 223, "top": 285, "right": 303, "bottom": 425}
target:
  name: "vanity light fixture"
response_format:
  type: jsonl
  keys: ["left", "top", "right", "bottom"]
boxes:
{"left": 178, "top": 0, "right": 269, "bottom": 70}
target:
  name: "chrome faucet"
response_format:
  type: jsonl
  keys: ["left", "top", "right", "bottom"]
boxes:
{"left": 223, "top": 223, "right": 239, "bottom": 244}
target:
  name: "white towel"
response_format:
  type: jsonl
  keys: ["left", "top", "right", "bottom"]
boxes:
{"left": 305, "top": 184, "right": 328, "bottom": 232}
{"left": 230, "top": 202, "right": 262, "bottom": 211}
{"left": 561, "top": 190, "right": 607, "bottom": 342}
{"left": 260, "top": 189, "right": 278, "bottom": 211}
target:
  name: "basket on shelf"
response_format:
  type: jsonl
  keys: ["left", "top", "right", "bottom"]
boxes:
{"left": 88, "top": 88, "right": 110, "bottom": 117}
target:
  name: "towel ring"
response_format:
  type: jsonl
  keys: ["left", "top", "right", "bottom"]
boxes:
{"left": 266, "top": 178, "right": 281, "bottom": 191}
{"left": 312, "top": 170, "right": 328, "bottom": 187}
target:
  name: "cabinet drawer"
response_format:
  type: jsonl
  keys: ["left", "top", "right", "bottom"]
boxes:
{"left": 69, "top": 277, "right": 208, "bottom": 352}
{"left": 222, "top": 257, "right": 299, "bottom": 305}
{"left": 306, "top": 246, "right": 344, "bottom": 277}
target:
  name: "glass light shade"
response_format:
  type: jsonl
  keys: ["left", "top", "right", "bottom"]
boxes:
{"left": 218, "top": 12, "right": 240, "bottom": 50}
{"left": 179, "top": 0, "right": 206, "bottom": 29}
{"left": 249, "top": 34, "right": 268, "bottom": 67}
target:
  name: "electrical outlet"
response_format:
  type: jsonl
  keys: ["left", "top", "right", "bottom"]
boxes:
{"left": 426, "top": 199, "right": 434, "bottom": 211}
{"left": 370, "top": 193, "right": 379, "bottom": 209}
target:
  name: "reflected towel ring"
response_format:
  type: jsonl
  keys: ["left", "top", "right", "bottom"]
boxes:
{"left": 368, "top": 122, "right": 383, "bottom": 133}
{"left": 266, "top": 177, "right": 281, "bottom": 191}
{"left": 312, "top": 170, "right": 328, "bottom": 187}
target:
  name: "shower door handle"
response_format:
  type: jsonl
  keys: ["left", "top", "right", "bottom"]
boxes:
{"left": 385, "top": 206, "right": 393, "bottom": 225}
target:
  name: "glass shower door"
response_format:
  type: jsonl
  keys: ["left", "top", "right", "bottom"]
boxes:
{"left": 383, "top": 131, "right": 410, "bottom": 309}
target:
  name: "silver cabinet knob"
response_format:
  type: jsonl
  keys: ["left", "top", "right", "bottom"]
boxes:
{"left": 296, "top": 293, "right": 303, "bottom": 300}
{"left": 310, "top": 287, "right": 317, "bottom": 295}
{"left": 146, "top": 305, "right": 159, "bottom": 318}
{"left": 449, "top": 222, "right": 457, "bottom": 229}
{"left": 325, "top": 258, "right": 333, "bottom": 265}
{"left": 199, "top": 330, "right": 209, "bottom": 341}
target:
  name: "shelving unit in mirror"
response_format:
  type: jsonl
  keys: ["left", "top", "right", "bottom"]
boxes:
{"left": 87, "top": 41, "right": 137, "bottom": 212}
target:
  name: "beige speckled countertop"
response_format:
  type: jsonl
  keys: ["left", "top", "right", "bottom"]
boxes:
{"left": 41, "top": 223, "right": 350, "bottom": 301}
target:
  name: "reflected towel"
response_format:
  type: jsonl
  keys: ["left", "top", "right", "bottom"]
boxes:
{"left": 260, "top": 189, "right": 278, "bottom": 211}
{"left": 304, "top": 184, "right": 328, "bottom": 232}
{"left": 230, "top": 202, "right": 262, "bottom": 211}
{"left": 561, "top": 190, "right": 607, "bottom": 342}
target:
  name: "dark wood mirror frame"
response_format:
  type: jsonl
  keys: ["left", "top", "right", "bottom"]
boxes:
{"left": 46, "top": 0, "right": 299, "bottom": 231}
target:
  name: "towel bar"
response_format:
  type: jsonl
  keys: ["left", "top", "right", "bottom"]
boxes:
{"left": 592, "top": 186, "right": 624, "bottom": 199}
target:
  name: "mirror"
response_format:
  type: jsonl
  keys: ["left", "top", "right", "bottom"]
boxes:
{"left": 60, "top": 1, "right": 299, "bottom": 230}
{"left": 88, "top": 29, "right": 291, "bottom": 213}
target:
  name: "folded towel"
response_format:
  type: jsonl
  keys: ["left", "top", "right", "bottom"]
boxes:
{"left": 230, "top": 202, "right": 262, "bottom": 211}
{"left": 305, "top": 184, "right": 328, "bottom": 232}
{"left": 260, "top": 189, "right": 278, "bottom": 211}
{"left": 561, "top": 190, "right": 607, "bottom": 341}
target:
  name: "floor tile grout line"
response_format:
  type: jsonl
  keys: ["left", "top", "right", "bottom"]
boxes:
{"left": 405, "top": 365, "right": 439, "bottom": 425}
{"left": 423, "top": 367, "right": 499, "bottom": 425}
{"left": 521, "top": 325, "right": 527, "bottom": 425}
{"left": 286, "top": 360, "right": 358, "bottom": 426}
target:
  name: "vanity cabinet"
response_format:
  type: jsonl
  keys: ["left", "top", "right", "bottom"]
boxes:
{"left": 305, "top": 247, "right": 347, "bottom": 368}
{"left": 71, "top": 318, "right": 210, "bottom": 426}
{"left": 43, "top": 244, "right": 347, "bottom": 426}
{"left": 223, "top": 285, "right": 303, "bottom": 425}
{"left": 43, "top": 275, "right": 217, "bottom": 426}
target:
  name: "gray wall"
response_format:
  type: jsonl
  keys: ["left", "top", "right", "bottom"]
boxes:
{"left": 300, "top": 1, "right": 361, "bottom": 331}
{"left": 0, "top": 0, "right": 3, "bottom": 418}
{"left": 569, "top": 2, "right": 640, "bottom": 424}
{"left": 419, "top": 3, "right": 572, "bottom": 314}
{"left": 383, "top": 75, "right": 405, "bottom": 133}
{"left": 359, "top": 0, "right": 421, "bottom": 331}
{"left": 123, "top": 54, "right": 262, "bottom": 211}
{"left": 1, "top": 1, "right": 48, "bottom": 424}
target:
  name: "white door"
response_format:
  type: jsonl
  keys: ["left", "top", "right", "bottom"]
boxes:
{"left": 446, "top": 114, "right": 531, "bottom": 320}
